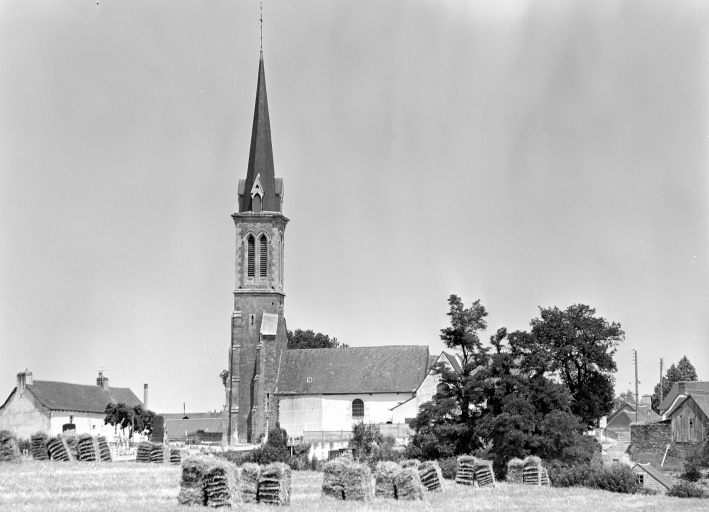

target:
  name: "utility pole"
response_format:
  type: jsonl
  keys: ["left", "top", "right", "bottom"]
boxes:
{"left": 634, "top": 350, "right": 639, "bottom": 423}
{"left": 659, "top": 358, "right": 664, "bottom": 404}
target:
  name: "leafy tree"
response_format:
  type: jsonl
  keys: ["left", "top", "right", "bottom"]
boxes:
{"left": 610, "top": 389, "right": 636, "bottom": 415}
{"left": 651, "top": 356, "right": 699, "bottom": 411}
{"left": 104, "top": 403, "right": 155, "bottom": 439}
{"left": 350, "top": 422, "right": 383, "bottom": 458}
{"left": 287, "top": 329, "right": 348, "bottom": 349}
{"left": 259, "top": 423, "right": 290, "bottom": 464}
{"left": 220, "top": 369, "right": 229, "bottom": 388}
{"left": 512, "top": 304, "right": 624, "bottom": 427}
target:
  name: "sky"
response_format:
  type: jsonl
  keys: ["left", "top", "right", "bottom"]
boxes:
{"left": 1, "top": 1, "right": 707, "bottom": 414}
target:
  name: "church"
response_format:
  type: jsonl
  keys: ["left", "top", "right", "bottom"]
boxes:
{"left": 224, "top": 52, "right": 458, "bottom": 445}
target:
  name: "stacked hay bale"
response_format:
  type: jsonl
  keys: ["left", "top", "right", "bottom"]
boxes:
{"left": 393, "top": 467, "right": 424, "bottom": 501}
{"left": 455, "top": 455, "right": 476, "bottom": 486}
{"left": 259, "top": 462, "right": 292, "bottom": 505}
{"left": 241, "top": 463, "right": 261, "bottom": 503}
{"left": 76, "top": 433, "right": 98, "bottom": 462}
{"left": 400, "top": 459, "right": 420, "bottom": 469}
{"left": 418, "top": 461, "right": 442, "bottom": 492}
{"left": 0, "top": 430, "right": 21, "bottom": 463}
{"left": 136, "top": 441, "right": 152, "bottom": 463}
{"left": 46, "top": 436, "right": 71, "bottom": 461}
{"left": 62, "top": 433, "right": 79, "bottom": 460}
{"left": 149, "top": 443, "right": 165, "bottom": 464}
{"left": 177, "top": 454, "right": 209, "bottom": 506}
{"left": 203, "top": 458, "right": 241, "bottom": 508}
{"left": 322, "top": 457, "right": 350, "bottom": 500}
{"left": 169, "top": 447, "right": 183, "bottom": 465}
{"left": 474, "top": 458, "right": 495, "bottom": 488}
{"left": 522, "top": 456, "right": 550, "bottom": 486}
{"left": 374, "top": 461, "right": 400, "bottom": 499}
{"left": 506, "top": 458, "right": 524, "bottom": 484}
{"left": 30, "top": 432, "right": 49, "bottom": 461}
{"left": 96, "top": 436, "right": 112, "bottom": 462}
{"left": 343, "top": 462, "right": 373, "bottom": 501}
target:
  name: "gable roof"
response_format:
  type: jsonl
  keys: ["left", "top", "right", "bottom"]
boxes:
{"left": 276, "top": 346, "right": 429, "bottom": 395}
{"left": 633, "top": 463, "right": 672, "bottom": 490}
{"left": 428, "top": 355, "right": 438, "bottom": 369}
{"left": 25, "top": 381, "right": 142, "bottom": 414}
{"left": 607, "top": 403, "right": 661, "bottom": 428}
{"left": 668, "top": 394, "right": 709, "bottom": 422}
{"left": 658, "top": 381, "right": 709, "bottom": 414}
{"left": 442, "top": 352, "right": 462, "bottom": 374}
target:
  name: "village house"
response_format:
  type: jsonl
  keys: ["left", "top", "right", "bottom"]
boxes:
{"left": 605, "top": 395, "right": 661, "bottom": 440}
{"left": 667, "top": 394, "right": 708, "bottom": 443}
{"left": 631, "top": 463, "right": 673, "bottom": 494}
{"left": 0, "top": 370, "right": 142, "bottom": 441}
{"left": 657, "top": 381, "right": 709, "bottom": 420}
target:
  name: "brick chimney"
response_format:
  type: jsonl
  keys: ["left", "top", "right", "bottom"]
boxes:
{"left": 143, "top": 384, "right": 148, "bottom": 408}
{"left": 96, "top": 370, "right": 109, "bottom": 391}
{"left": 17, "top": 369, "right": 33, "bottom": 392}
{"left": 641, "top": 394, "right": 652, "bottom": 406}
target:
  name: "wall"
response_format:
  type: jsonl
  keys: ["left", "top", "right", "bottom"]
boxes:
{"left": 278, "top": 395, "right": 323, "bottom": 438}
{"left": 0, "top": 390, "right": 49, "bottom": 439}
{"left": 630, "top": 422, "right": 704, "bottom": 460}
{"left": 49, "top": 412, "right": 117, "bottom": 440}
{"left": 632, "top": 467, "right": 668, "bottom": 495}
{"left": 308, "top": 440, "right": 350, "bottom": 461}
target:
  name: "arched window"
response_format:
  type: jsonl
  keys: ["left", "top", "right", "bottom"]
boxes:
{"left": 247, "top": 235, "right": 255, "bottom": 278}
{"left": 253, "top": 195, "right": 262, "bottom": 213}
{"left": 352, "top": 399, "right": 364, "bottom": 419}
{"left": 259, "top": 235, "right": 268, "bottom": 279}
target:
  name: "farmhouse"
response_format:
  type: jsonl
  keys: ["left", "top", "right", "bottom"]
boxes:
{"left": 667, "top": 394, "right": 708, "bottom": 443}
{"left": 0, "top": 370, "right": 142, "bottom": 440}
{"left": 223, "top": 52, "right": 461, "bottom": 444}
{"left": 631, "top": 463, "right": 672, "bottom": 494}
{"left": 657, "top": 381, "right": 709, "bottom": 420}
{"left": 605, "top": 396, "right": 661, "bottom": 438}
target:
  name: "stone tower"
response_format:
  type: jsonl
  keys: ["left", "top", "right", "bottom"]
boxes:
{"left": 225, "top": 52, "right": 289, "bottom": 444}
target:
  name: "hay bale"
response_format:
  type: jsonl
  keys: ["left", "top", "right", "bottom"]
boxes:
{"left": 0, "top": 430, "right": 21, "bottom": 463}
{"left": 259, "top": 462, "right": 291, "bottom": 505}
{"left": 46, "top": 436, "right": 70, "bottom": 461}
{"left": 169, "top": 447, "right": 183, "bottom": 465}
{"left": 149, "top": 443, "right": 165, "bottom": 464}
{"left": 203, "top": 457, "right": 241, "bottom": 508}
{"left": 177, "top": 454, "right": 209, "bottom": 506}
{"left": 96, "top": 436, "right": 112, "bottom": 462}
{"left": 76, "top": 433, "right": 98, "bottom": 462}
{"left": 374, "top": 461, "right": 400, "bottom": 499}
{"left": 343, "top": 463, "right": 373, "bottom": 501}
{"left": 400, "top": 459, "right": 420, "bottom": 469}
{"left": 455, "top": 455, "right": 476, "bottom": 486}
{"left": 322, "top": 458, "right": 350, "bottom": 500}
{"left": 417, "top": 461, "right": 442, "bottom": 492}
{"left": 506, "top": 458, "right": 524, "bottom": 484}
{"left": 474, "top": 458, "right": 495, "bottom": 488}
{"left": 393, "top": 467, "right": 424, "bottom": 501}
{"left": 241, "top": 463, "right": 261, "bottom": 503}
{"left": 523, "top": 456, "right": 549, "bottom": 486}
{"left": 61, "top": 433, "right": 78, "bottom": 461}
{"left": 136, "top": 441, "right": 152, "bottom": 463}
{"left": 30, "top": 432, "right": 49, "bottom": 461}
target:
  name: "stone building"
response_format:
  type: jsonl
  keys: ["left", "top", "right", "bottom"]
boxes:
{"left": 224, "top": 52, "right": 459, "bottom": 445}
{"left": 668, "top": 394, "right": 708, "bottom": 443}
{"left": 631, "top": 463, "right": 672, "bottom": 494}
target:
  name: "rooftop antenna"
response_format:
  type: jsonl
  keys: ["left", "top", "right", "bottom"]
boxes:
{"left": 260, "top": 2, "right": 263, "bottom": 52}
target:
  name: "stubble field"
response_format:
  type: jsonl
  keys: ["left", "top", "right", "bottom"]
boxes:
{"left": 0, "top": 460, "right": 706, "bottom": 511}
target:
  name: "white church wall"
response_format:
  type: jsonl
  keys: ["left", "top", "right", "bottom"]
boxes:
{"left": 278, "top": 395, "right": 323, "bottom": 437}
{"left": 321, "top": 393, "right": 413, "bottom": 431}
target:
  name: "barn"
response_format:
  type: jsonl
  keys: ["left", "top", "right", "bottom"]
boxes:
{"left": 668, "top": 394, "right": 708, "bottom": 443}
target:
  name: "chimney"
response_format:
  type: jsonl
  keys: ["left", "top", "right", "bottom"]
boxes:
{"left": 143, "top": 384, "right": 148, "bottom": 409}
{"left": 96, "top": 370, "right": 109, "bottom": 391}
{"left": 17, "top": 369, "right": 33, "bottom": 392}
{"left": 641, "top": 394, "right": 651, "bottom": 406}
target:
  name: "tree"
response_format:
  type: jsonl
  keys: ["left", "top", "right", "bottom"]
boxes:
{"left": 611, "top": 389, "right": 636, "bottom": 415}
{"left": 651, "top": 356, "right": 699, "bottom": 411}
{"left": 511, "top": 304, "right": 624, "bottom": 427}
{"left": 287, "top": 329, "right": 348, "bottom": 349}
{"left": 104, "top": 403, "right": 155, "bottom": 439}
{"left": 350, "top": 422, "right": 383, "bottom": 458}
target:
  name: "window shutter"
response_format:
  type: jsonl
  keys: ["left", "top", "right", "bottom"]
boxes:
{"left": 247, "top": 236, "right": 255, "bottom": 277}
{"left": 260, "top": 236, "right": 268, "bottom": 278}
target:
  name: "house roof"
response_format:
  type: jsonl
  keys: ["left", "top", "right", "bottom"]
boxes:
{"left": 658, "top": 381, "right": 709, "bottom": 414}
{"left": 276, "top": 345, "right": 429, "bottom": 395}
{"left": 165, "top": 418, "right": 223, "bottom": 438}
{"left": 607, "top": 403, "right": 661, "bottom": 428}
{"left": 633, "top": 463, "right": 672, "bottom": 490}
{"left": 25, "top": 380, "right": 142, "bottom": 414}
{"left": 428, "top": 355, "right": 438, "bottom": 369}
{"left": 442, "top": 352, "right": 462, "bottom": 374}
{"left": 668, "top": 394, "right": 709, "bottom": 421}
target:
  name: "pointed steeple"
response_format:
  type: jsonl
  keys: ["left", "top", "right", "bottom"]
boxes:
{"left": 240, "top": 52, "right": 280, "bottom": 213}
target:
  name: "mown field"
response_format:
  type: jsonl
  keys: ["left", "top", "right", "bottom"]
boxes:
{"left": 0, "top": 460, "right": 706, "bottom": 512}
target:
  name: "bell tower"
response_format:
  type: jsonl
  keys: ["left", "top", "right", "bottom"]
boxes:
{"left": 225, "top": 52, "right": 289, "bottom": 444}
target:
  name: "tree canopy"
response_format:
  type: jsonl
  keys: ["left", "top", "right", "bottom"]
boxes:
{"left": 651, "top": 355, "right": 699, "bottom": 411}
{"left": 287, "top": 329, "right": 348, "bottom": 350}
{"left": 104, "top": 403, "right": 154, "bottom": 439}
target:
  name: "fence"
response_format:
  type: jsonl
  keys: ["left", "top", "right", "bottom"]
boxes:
{"left": 297, "top": 423, "right": 413, "bottom": 445}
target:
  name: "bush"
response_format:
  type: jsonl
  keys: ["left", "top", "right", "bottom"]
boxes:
{"left": 681, "top": 453, "right": 703, "bottom": 483}
{"left": 548, "top": 462, "right": 638, "bottom": 494}
{"left": 667, "top": 481, "right": 706, "bottom": 499}
{"left": 362, "top": 445, "right": 404, "bottom": 472}
{"left": 17, "top": 437, "right": 30, "bottom": 455}
{"left": 438, "top": 457, "right": 457, "bottom": 480}
{"left": 350, "top": 422, "right": 383, "bottom": 458}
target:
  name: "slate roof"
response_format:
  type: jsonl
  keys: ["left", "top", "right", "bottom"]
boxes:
{"left": 428, "top": 355, "right": 438, "bottom": 369}
{"left": 607, "top": 403, "right": 661, "bottom": 428}
{"left": 25, "top": 381, "right": 142, "bottom": 414}
{"left": 633, "top": 463, "right": 672, "bottom": 490}
{"left": 442, "top": 352, "right": 462, "bottom": 374}
{"left": 669, "top": 394, "right": 709, "bottom": 421}
{"left": 276, "top": 346, "right": 430, "bottom": 395}
{"left": 658, "top": 381, "right": 709, "bottom": 414}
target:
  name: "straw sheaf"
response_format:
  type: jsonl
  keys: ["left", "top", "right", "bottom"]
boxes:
{"left": 76, "top": 433, "right": 98, "bottom": 462}
{"left": 374, "top": 461, "right": 400, "bottom": 499}
{"left": 203, "top": 457, "right": 241, "bottom": 507}
{"left": 177, "top": 454, "right": 210, "bottom": 506}
{"left": 149, "top": 443, "right": 165, "bottom": 464}
{"left": 61, "top": 433, "right": 78, "bottom": 461}
{"left": 455, "top": 455, "right": 476, "bottom": 486}
{"left": 400, "top": 459, "right": 420, "bottom": 469}
{"left": 506, "top": 458, "right": 524, "bottom": 484}
{"left": 136, "top": 441, "right": 152, "bottom": 463}
{"left": 97, "top": 436, "right": 112, "bottom": 462}
{"left": 393, "top": 467, "right": 424, "bottom": 501}
{"left": 169, "top": 447, "right": 183, "bottom": 465}
{"left": 259, "top": 462, "right": 292, "bottom": 505}
{"left": 473, "top": 458, "right": 495, "bottom": 488}
{"left": 417, "top": 461, "right": 443, "bottom": 492}
{"left": 46, "top": 437, "right": 70, "bottom": 462}
{"left": 321, "top": 458, "right": 350, "bottom": 500}
{"left": 522, "top": 456, "right": 548, "bottom": 486}
{"left": 343, "top": 463, "right": 373, "bottom": 502}
{"left": 240, "top": 462, "right": 261, "bottom": 503}
{"left": 30, "top": 432, "right": 49, "bottom": 461}
{"left": 0, "top": 430, "right": 21, "bottom": 463}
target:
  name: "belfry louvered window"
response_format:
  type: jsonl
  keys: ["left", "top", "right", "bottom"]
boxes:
{"left": 352, "top": 399, "right": 364, "bottom": 419}
{"left": 259, "top": 235, "right": 268, "bottom": 279}
{"left": 247, "top": 235, "right": 255, "bottom": 278}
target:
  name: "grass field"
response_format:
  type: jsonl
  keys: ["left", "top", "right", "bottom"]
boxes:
{"left": 0, "top": 460, "right": 706, "bottom": 511}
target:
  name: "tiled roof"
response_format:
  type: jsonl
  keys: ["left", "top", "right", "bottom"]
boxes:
{"left": 669, "top": 394, "right": 709, "bottom": 421}
{"left": 428, "top": 355, "right": 438, "bottom": 369}
{"left": 443, "top": 352, "right": 462, "bottom": 374}
{"left": 276, "top": 346, "right": 430, "bottom": 395}
{"left": 633, "top": 463, "right": 672, "bottom": 490}
{"left": 658, "top": 381, "right": 709, "bottom": 413}
{"left": 26, "top": 381, "right": 142, "bottom": 414}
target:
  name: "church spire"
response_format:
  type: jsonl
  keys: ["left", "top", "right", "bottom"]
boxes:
{"left": 240, "top": 52, "right": 279, "bottom": 213}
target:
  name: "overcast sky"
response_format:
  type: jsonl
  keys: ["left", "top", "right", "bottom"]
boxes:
{"left": 1, "top": 1, "right": 707, "bottom": 414}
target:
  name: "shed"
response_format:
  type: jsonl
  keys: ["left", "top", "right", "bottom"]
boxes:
{"left": 631, "top": 463, "right": 672, "bottom": 494}
{"left": 668, "top": 394, "right": 708, "bottom": 443}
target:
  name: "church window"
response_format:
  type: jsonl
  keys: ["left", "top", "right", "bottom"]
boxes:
{"left": 260, "top": 235, "right": 268, "bottom": 278}
{"left": 253, "top": 195, "right": 262, "bottom": 213}
{"left": 352, "top": 399, "right": 364, "bottom": 419}
{"left": 247, "top": 235, "right": 255, "bottom": 278}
